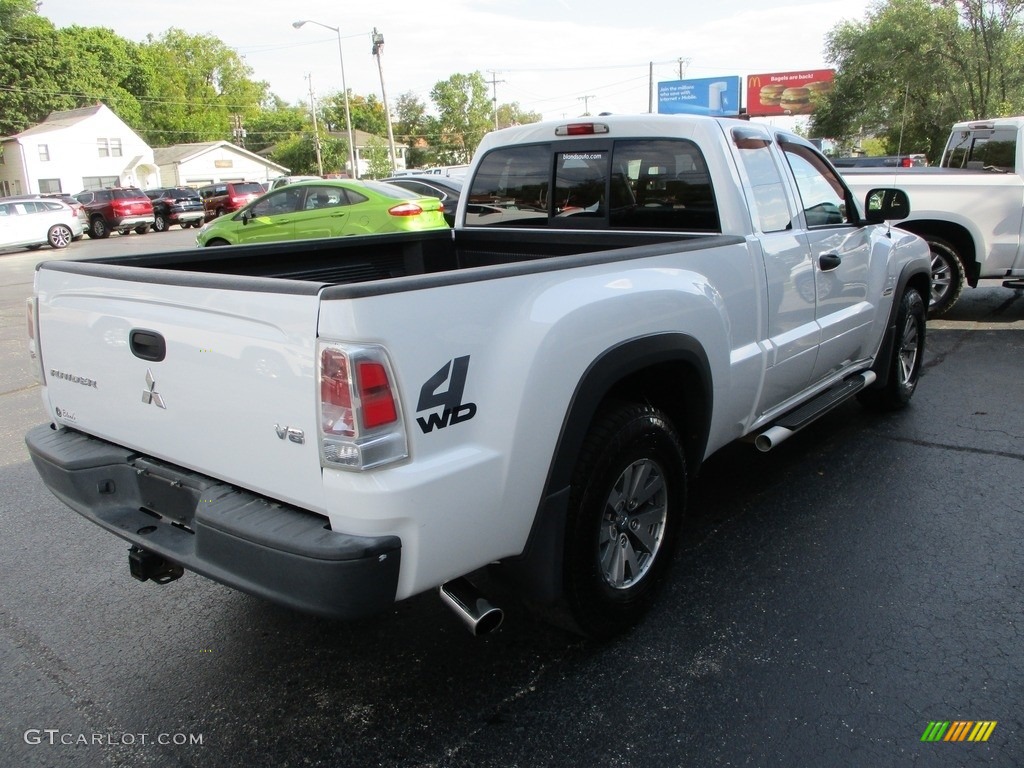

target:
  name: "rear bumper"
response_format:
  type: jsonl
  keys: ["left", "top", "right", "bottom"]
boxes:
{"left": 25, "top": 424, "right": 401, "bottom": 619}
{"left": 111, "top": 214, "right": 154, "bottom": 230}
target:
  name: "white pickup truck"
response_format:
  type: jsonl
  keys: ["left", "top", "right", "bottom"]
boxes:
{"left": 25, "top": 115, "right": 930, "bottom": 639}
{"left": 841, "top": 116, "right": 1024, "bottom": 316}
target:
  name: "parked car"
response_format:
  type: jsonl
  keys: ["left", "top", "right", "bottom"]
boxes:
{"left": 196, "top": 180, "right": 448, "bottom": 247}
{"left": 73, "top": 187, "right": 154, "bottom": 239}
{"left": 383, "top": 175, "right": 463, "bottom": 226}
{"left": 145, "top": 187, "right": 206, "bottom": 231}
{"left": 199, "top": 181, "right": 265, "bottom": 221}
{"left": 0, "top": 195, "right": 85, "bottom": 251}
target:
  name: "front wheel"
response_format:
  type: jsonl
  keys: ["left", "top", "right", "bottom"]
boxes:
{"left": 203, "top": 238, "right": 230, "bottom": 247}
{"left": 859, "top": 289, "right": 926, "bottom": 410}
{"left": 152, "top": 214, "right": 168, "bottom": 232}
{"left": 557, "top": 402, "right": 686, "bottom": 639}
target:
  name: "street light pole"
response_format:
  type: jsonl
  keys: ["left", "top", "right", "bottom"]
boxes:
{"left": 371, "top": 28, "right": 398, "bottom": 173}
{"left": 293, "top": 19, "right": 358, "bottom": 179}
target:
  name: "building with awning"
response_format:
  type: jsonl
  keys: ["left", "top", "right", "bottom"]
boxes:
{"left": 153, "top": 142, "right": 289, "bottom": 188}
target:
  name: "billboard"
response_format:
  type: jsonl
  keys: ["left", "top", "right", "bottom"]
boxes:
{"left": 746, "top": 70, "right": 835, "bottom": 117}
{"left": 658, "top": 76, "right": 742, "bottom": 117}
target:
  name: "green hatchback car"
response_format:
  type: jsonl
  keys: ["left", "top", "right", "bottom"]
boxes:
{"left": 195, "top": 180, "right": 448, "bottom": 247}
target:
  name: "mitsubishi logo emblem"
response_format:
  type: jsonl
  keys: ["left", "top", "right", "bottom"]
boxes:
{"left": 142, "top": 369, "right": 165, "bottom": 408}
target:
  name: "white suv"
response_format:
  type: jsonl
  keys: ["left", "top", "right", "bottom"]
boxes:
{"left": 0, "top": 195, "right": 86, "bottom": 252}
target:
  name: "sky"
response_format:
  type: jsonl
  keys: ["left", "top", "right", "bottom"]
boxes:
{"left": 35, "top": 0, "right": 876, "bottom": 124}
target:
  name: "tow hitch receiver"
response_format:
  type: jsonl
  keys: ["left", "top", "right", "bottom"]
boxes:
{"left": 128, "top": 546, "right": 184, "bottom": 584}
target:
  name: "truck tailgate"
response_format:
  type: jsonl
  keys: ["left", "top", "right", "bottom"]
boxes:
{"left": 34, "top": 264, "right": 326, "bottom": 514}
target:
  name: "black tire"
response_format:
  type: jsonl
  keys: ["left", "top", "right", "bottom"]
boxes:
{"left": 859, "top": 289, "right": 926, "bottom": 411}
{"left": 152, "top": 214, "right": 168, "bottom": 232}
{"left": 190, "top": 220, "right": 203, "bottom": 228}
{"left": 48, "top": 224, "right": 73, "bottom": 249}
{"left": 925, "top": 237, "right": 965, "bottom": 317}
{"left": 89, "top": 217, "right": 109, "bottom": 239}
{"left": 556, "top": 402, "right": 686, "bottom": 639}
{"left": 204, "top": 238, "right": 230, "bottom": 247}
{"left": 135, "top": 224, "right": 150, "bottom": 235}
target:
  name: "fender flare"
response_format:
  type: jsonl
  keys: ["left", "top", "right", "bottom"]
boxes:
{"left": 492, "top": 333, "right": 713, "bottom": 602}
{"left": 866, "top": 259, "right": 931, "bottom": 388}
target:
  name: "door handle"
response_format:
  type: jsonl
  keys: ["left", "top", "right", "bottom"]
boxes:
{"left": 819, "top": 253, "right": 842, "bottom": 271}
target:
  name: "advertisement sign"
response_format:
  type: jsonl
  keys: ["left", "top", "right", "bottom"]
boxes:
{"left": 746, "top": 69, "right": 835, "bottom": 117}
{"left": 658, "top": 76, "right": 741, "bottom": 117}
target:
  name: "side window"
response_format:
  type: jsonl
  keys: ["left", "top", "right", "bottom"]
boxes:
{"left": 609, "top": 139, "right": 720, "bottom": 231}
{"left": 464, "top": 144, "right": 551, "bottom": 227}
{"left": 780, "top": 141, "right": 852, "bottom": 227}
{"left": 302, "top": 186, "right": 347, "bottom": 210}
{"left": 732, "top": 128, "right": 793, "bottom": 233}
{"left": 250, "top": 188, "right": 302, "bottom": 217}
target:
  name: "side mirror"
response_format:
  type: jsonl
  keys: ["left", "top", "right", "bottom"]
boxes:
{"left": 241, "top": 210, "right": 252, "bottom": 225}
{"left": 863, "top": 188, "right": 910, "bottom": 224}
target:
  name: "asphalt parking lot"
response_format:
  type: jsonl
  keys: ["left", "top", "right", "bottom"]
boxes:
{"left": 0, "top": 233, "right": 1021, "bottom": 767}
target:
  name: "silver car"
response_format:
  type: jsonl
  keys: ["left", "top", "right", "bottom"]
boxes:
{"left": 0, "top": 195, "right": 86, "bottom": 251}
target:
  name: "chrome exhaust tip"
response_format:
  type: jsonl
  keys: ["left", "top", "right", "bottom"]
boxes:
{"left": 439, "top": 577, "right": 504, "bottom": 636}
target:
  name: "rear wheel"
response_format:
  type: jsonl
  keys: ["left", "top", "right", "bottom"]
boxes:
{"left": 48, "top": 224, "right": 73, "bottom": 249}
{"left": 135, "top": 224, "right": 150, "bottom": 235}
{"left": 89, "top": 217, "right": 109, "bottom": 239}
{"left": 555, "top": 402, "right": 686, "bottom": 639}
{"left": 925, "top": 237, "right": 965, "bottom": 317}
{"left": 859, "top": 289, "right": 926, "bottom": 410}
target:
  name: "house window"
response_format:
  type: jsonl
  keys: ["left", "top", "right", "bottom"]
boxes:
{"left": 38, "top": 179, "right": 62, "bottom": 194}
{"left": 98, "top": 138, "right": 124, "bottom": 158}
{"left": 39, "top": 144, "right": 50, "bottom": 162}
{"left": 82, "top": 175, "right": 120, "bottom": 190}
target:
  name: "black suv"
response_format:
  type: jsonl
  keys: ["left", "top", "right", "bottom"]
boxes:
{"left": 145, "top": 187, "right": 205, "bottom": 231}
{"left": 73, "top": 187, "right": 155, "bottom": 238}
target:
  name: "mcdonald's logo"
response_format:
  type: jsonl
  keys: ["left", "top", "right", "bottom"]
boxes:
{"left": 749, "top": 76, "right": 762, "bottom": 88}
{"left": 921, "top": 721, "right": 997, "bottom": 742}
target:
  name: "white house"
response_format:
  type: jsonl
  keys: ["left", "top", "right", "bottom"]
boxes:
{"left": 153, "top": 142, "right": 289, "bottom": 188}
{"left": 0, "top": 103, "right": 158, "bottom": 196}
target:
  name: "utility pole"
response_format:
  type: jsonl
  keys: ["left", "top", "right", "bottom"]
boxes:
{"left": 677, "top": 57, "right": 691, "bottom": 79}
{"left": 487, "top": 70, "right": 506, "bottom": 130}
{"left": 371, "top": 28, "right": 398, "bottom": 173}
{"left": 305, "top": 74, "right": 323, "bottom": 176}
{"left": 578, "top": 95, "right": 595, "bottom": 116}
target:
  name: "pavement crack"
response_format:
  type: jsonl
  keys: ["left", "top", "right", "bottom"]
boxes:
{"left": 884, "top": 435, "right": 1024, "bottom": 462}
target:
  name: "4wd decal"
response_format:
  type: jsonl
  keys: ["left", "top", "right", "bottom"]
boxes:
{"left": 416, "top": 356, "right": 477, "bottom": 433}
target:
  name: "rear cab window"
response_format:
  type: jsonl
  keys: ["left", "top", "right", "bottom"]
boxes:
{"left": 465, "top": 139, "right": 720, "bottom": 232}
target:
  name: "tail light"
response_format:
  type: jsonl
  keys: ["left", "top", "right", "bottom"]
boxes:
{"left": 388, "top": 202, "right": 425, "bottom": 217}
{"left": 318, "top": 342, "right": 408, "bottom": 471}
{"left": 899, "top": 157, "right": 912, "bottom": 167}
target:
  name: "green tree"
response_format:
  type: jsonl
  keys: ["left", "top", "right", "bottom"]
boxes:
{"left": 496, "top": 102, "right": 542, "bottom": 130}
{"left": 0, "top": 0, "right": 72, "bottom": 135}
{"left": 58, "top": 25, "right": 147, "bottom": 127}
{"left": 393, "top": 91, "right": 432, "bottom": 167}
{"left": 137, "top": 29, "right": 269, "bottom": 145}
{"left": 430, "top": 72, "right": 493, "bottom": 164}
{"left": 244, "top": 99, "right": 309, "bottom": 153}
{"left": 267, "top": 129, "right": 345, "bottom": 176}
{"left": 812, "top": 0, "right": 1024, "bottom": 160}
{"left": 363, "top": 137, "right": 392, "bottom": 179}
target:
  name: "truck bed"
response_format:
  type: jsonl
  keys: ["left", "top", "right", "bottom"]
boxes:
{"left": 47, "top": 228, "right": 709, "bottom": 288}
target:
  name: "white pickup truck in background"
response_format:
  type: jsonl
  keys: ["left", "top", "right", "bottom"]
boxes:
{"left": 25, "top": 115, "right": 930, "bottom": 639}
{"left": 841, "top": 116, "right": 1024, "bottom": 316}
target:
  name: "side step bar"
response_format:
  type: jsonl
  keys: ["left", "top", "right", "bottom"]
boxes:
{"left": 754, "top": 371, "right": 876, "bottom": 452}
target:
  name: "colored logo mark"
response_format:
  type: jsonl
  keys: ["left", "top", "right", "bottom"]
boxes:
{"left": 921, "top": 721, "right": 997, "bottom": 742}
